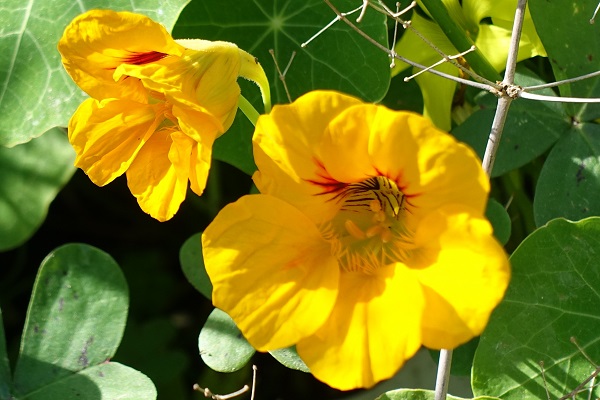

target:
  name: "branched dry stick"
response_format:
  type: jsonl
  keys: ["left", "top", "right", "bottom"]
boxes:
{"left": 193, "top": 365, "right": 258, "bottom": 400}
{"left": 269, "top": 49, "right": 296, "bottom": 103}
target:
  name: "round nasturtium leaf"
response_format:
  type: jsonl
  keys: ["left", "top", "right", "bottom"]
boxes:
{"left": 534, "top": 122, "right": 600, "bottom": 227}
{"left": 269, "top": 346, "right": 309, "bottom": 373}
{"left": 473, "top": 217, "right": 600, "bottom": 400}
{"left": 179, "top": 232, "right": 212, "bottom": 300}
{"left": 485, "top": 198, "right": 511, "bottom": 245}
{"left": 11, "top": 243, "right": 156, "bottom": 399}
{"left": 529, "top": 0, "right": 600, "bottom": 120}
{"left": 199, "top": 308, "right": 255, "bottom": 373}
{"left": 0, "top": 128, "right": 75, "bottom": 251}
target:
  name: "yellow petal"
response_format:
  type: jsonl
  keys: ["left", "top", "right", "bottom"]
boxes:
{"left": 116, "top": 41, "right": 242, "bottom": 133}
{"left": 409, "top": 205, "right": 510, "bottom": 349}
{"left": 173, "top": 106, "right": 217, "bottom": 196}
{"left": 68, "top": 98, "right": 161, "bottom": 186}
{"left": 297, "top": 265, "right": 424, "bottom": 390}
{"left": 202, "top": 194, "right": 340, "bottom": 351}
{"left": 126, "top": 129, "right": 189, "bottom": 221}
{"left": 58, "top": 9, "right": 184, "bottom": 101}
{"left": 319, "top": 104, "right": 488, "bottom": 225}
{"left": 252, "top": 91, "right": 361, "bottom": 223}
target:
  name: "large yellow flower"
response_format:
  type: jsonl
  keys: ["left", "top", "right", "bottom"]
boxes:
{"left": 58, "top": 10, "right": 270, "bottom": 221}
{"left": 202, "top": 91, "right": 510, "bottom": 390}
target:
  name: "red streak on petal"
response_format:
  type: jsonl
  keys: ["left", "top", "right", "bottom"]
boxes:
{"left": 305, "top": 158, "right": 349, "bottom": 199}
{"left": 121, "top": 51, "right": 168, "bottom": 65}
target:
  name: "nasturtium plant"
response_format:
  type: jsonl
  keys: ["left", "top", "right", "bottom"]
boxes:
{"left": 4, "top": 0, "right": 600, "bottom": 398}
{"left": 473, "top": 217, "right": 600, "bottom": 400}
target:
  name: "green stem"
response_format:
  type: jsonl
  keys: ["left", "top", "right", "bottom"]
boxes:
{"left": 238, "top": 95, "right": 260, "bottom": 126}
{"left": 420, "top": 0, "right": 501, "bottom": 81}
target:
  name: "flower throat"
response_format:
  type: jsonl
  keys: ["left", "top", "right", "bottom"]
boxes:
{"left": 320, "top": 176, "right": 412, "bottom": 274}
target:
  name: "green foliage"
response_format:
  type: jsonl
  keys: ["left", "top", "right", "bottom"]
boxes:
{"left": 0, "top": 0, "right": 190, "bottom": 147}
{"left": 473, "top": 217, "right": 600, "bottom": 399}
{"left": 3, "top": 0, "right": 600, "bottom": 398}
{"left": 0, "top": 129, "right": 75, "bottom": 251}
{"left": 2, "top": 243, "right": 155, "bottom": 399}
{"left": 486, "top": 198, "right": 511, "bottom": 245}
{"left": 529, "top": 0, "right": 600, "bottom": 119}
{"left": 452, "top": 68, "right": 570, "bottom": 178}
{"left": 179, "top": 232, "right": 212, "bottom": 299}
{"left": 198, "top": 308, "right": 255, "bottom": 373}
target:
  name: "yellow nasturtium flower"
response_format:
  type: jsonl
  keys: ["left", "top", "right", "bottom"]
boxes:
{"left": 393, "top": 0, "right": 546, "bottom": 130}
{"left": 58, "top": 10, "right": 270, "bottom": 221}
{"left": 202, "top": 91, "right": 510, "bottom": 390}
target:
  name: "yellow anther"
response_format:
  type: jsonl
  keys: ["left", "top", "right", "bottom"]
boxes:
{"left": 369, "top": 199, "right": 382, "bottom": 213}
{"left": 345, "top": 219, "right": 366, "bottom": 240}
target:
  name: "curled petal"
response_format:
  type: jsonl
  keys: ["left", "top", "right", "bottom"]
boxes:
{"left": 58, "top": 9, "right": 184, "bottom": 101}
{"left": 68, "top": 98, "right": 161, "bottom": 186}
{"left": 297, "top": 265, "right": 424, "bottom": 390}
{"left": 202, "top": 194, "right": 340, "bottom": 351}
{"left": 116, "top": 41, "right": 243, "bottom": 134}
{"left": 126, "top": 129, "right": 189, "bottom": 221}
{"left": 410, "top": 205, "right": 510, "bottom": 348}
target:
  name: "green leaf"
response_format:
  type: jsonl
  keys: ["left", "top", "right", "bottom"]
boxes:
{"left": 12, "top": 244, "right": 140, "bottom": 397}
{"left": 375, "top": 389, "right": 500, "bottom": 400}
{"left": 0, "top": 128, "right": 75, "bottom": 251}
{"left": 453, "top": 68, "right": 570, "bottom": 177}
{"left": 534, "top": 122, "right": 600, "bottom": 227}
{"left": 472, "top": 217, "right": 600, "bottom": 400}
{"left": 269, "top": 346, "right": 309, "bottom": 373}
{"left": 199, "top": 308, "right": 255, "bottom": 373}
{"left": 529, "top": 0, "right": 600, "bottom": 120}
{"left": 0, "top": 309, "right": 11, "bottom": 399}
{"left": 22, "top": 362, "right": 156, "bottom": 400}
{"left": 173, "top": 0, "right": 390, "bottom": 174}
{"left": 0, "top": 0, "right": 190, "bottom": 147}
{"left": 172, "top": 0, "right": 390, "bottom": 105}
{"left": 179, "top": 232, "right": 212, "bottom": 300}
{"left": 486, "top": 198, "right": 511, "bottom": 245}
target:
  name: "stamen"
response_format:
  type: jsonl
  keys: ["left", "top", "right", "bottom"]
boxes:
{"left": 345, "top": 220, "right": 366, "bottom": 239}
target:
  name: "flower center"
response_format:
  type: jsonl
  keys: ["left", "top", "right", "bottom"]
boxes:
{"left": 324, "top": 176, "right": 413, "bottom": 274}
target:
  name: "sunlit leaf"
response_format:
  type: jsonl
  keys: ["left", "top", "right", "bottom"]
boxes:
{"left": 199, "top": 308, "right": 255, "bottom": 373}
{"left": 0, "top": 128, "right": 75, "bottom": 251}
{"left": 269, "top": 346, "right": 309, "bottom": 373}
{"left": 534, "top": 122, "right": 600, "bottom": 227}
{"left": 0, "top": 0, "right": 190, "bottom": 147}
{"left": 473, "top": 217, "right": 600, "bottom": 400}
{"left": 529, "top": 0, "right": 600, "bottom": 120}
